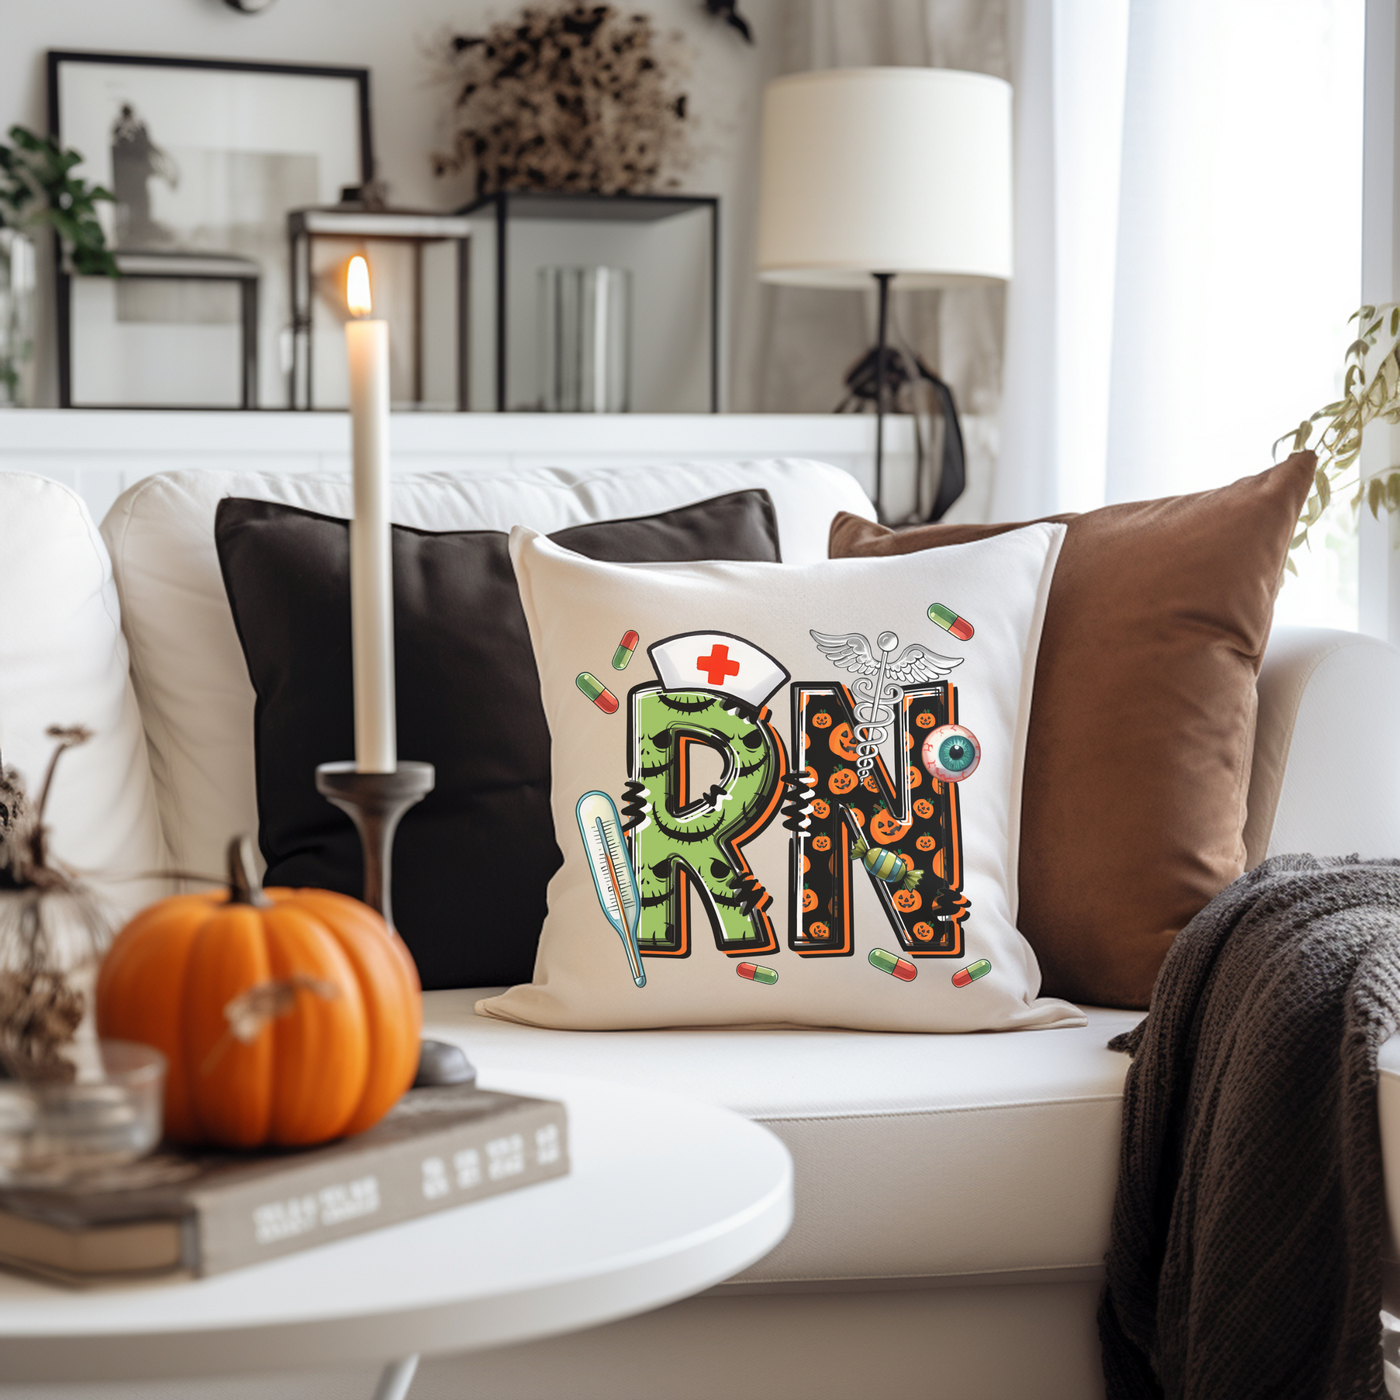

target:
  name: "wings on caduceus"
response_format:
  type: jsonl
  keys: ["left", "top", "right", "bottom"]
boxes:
{"left": 884, "top": 642, "right": 962, "bottom": 686}
{"left": 809, "top": 630, "right": 879, "bottom": 677}
{"left": 809, "top": 630, "right": 963, "bottom": 686}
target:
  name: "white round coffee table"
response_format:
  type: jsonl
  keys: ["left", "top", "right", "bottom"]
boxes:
{"left": 0, "top": 1071, "right": 793, "bottom": 1397}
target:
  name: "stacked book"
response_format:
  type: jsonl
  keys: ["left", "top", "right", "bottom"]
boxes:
{"left": 0, "top": 1084, "right": 568, "bottom": 1285}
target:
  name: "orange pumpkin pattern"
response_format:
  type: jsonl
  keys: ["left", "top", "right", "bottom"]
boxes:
{"left": 787, "top": 684, "right": 968, "bottom": 959}
{"left": 868, "top": 806, "right": 908, "bottom": 846}
{"left": 828, "top": 723, "right": 861, "bottom": 761}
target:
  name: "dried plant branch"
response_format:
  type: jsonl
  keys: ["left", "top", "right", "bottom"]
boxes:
{"left": 0, "top": 727, "right": 110, "bottom": 1082}
{"left": 1278, "top": 303, "right": 1400, "bottom": 571}
{"left": 433, "top": 4, "right": 692, "bottom": 198}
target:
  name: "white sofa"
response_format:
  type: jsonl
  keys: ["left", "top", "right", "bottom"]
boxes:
{"left": 4, "top": 458, "right": 1400, "bottom": 1400}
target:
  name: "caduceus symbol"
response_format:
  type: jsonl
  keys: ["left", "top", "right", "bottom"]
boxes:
{"left": 810, "top": 630, "right": 962, "bottom": 780}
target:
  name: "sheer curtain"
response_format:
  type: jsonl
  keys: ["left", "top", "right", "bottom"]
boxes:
{"left": 997, "top": 0, "right": 1364, "bottom": 623}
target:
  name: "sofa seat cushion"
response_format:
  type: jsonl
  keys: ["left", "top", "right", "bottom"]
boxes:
{"left": 426, "top": 993, "right": 1139, "bottom": 1284}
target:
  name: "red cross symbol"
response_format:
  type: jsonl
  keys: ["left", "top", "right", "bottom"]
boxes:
{"left": 696, "top": 643, "right": 741, "bottom": 686}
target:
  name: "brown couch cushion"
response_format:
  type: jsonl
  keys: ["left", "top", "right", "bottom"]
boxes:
{"left": 828, "top": 453, "right": 1316, "bottom": 1008}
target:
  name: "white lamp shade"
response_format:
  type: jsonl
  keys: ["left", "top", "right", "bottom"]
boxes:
{"left": 757, "top": 67, "right": 1013, "bottom": 290}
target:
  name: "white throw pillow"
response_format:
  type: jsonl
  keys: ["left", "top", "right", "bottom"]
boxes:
{"left": 479, "top": 524, "right": 1084, "bottom": 1032}
{"left": 0, "top": 473, "right": 166, "bottom": 916}
{"left": 101, "top": 459, "right": 870, "bottom": 881}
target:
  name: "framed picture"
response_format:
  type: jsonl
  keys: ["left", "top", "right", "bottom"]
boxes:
{"left": 49, "top": 51, "right": 371, "bottom": 409}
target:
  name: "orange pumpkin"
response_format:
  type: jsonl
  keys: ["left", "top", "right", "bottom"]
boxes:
{"left": 828, "top": 724, "right": 861, "bottom": 761}
{"left": 849, "top": 807, "right": 865, "bottom": 826}
{"left": 916, "top": 833, "right": 936, "bottom": 851}
{"left": 809, "top": 921, "right": 831, "bottom": 940}
{"left": 863, "top": 774, "right": 879, "bottom": 792}
{"left": 829, "top": 768, "right": 858, "bottom": 794}
{"left": 916, "top": 712, "right": 938, "bottom": 729}
{"left": 892, "top": 889, "right": 922, "bottom": 913}
{"left": 912, "top": 921, "right": 935, "bottom": 942}
{"left": 914, "top": 799, "right": 934, "bottom": 819}
{"left": 802, "top": 889, "right": 819, "bottom": 912}
{"left": 812, "top": 834, "right": 832, "bottom": 852}
{"left": 868, "top": 808, "right": 907, "bottom": 846}
{"left": 810, "top": 798, "right": 830, "bottom": 820}
{"left": 96, "top": 837, "right": 422, "bottom": 1149}
{"left": 907, "top": 766, "right": 922, "bottom": 790}
{"left": 811, "top": 711, "right": 833, "bottom": 729}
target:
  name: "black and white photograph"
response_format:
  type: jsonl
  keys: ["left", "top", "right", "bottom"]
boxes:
{"left": 51, "top": 52, "right": 369, "bottom": 408}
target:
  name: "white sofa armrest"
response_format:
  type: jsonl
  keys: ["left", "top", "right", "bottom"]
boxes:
{"left": 1245, "top": 626, "right": 1400, "bottom": 866}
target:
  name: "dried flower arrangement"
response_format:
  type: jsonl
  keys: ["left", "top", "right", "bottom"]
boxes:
{"left": 433, "top": 4, "right": 692, "bottom": 198}
{"left": 0, "top": 727, "right": 113, "bottom": 1083}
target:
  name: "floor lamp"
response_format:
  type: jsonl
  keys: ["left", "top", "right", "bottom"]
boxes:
{"left": 756, "top": 67, "right": 1013, "bottom": 523}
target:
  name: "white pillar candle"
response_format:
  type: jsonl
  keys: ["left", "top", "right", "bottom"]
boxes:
{"left": 345, "top": 255, "right": 396, "bottom": 774}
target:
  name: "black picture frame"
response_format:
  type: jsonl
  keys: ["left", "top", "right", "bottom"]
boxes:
{"left": 48, "top": 50, "right": 372, "bottom": 410}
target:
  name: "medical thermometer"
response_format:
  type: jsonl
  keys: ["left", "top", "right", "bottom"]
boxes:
{"left": 576, "top": 791, "right": 646, "bottom": 987}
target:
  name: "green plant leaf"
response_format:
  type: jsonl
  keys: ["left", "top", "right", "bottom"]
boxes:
{"left": 0, "top": 125, "right": 115, "bottom": 274}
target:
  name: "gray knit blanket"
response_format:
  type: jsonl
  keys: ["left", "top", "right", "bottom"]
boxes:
{"left": 1098, "top": 854, "right": 1400, "bottom": 1400}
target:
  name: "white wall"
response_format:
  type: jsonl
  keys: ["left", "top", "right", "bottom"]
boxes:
{"left": 0, "top": 0, "right": 777, "bottom": 409}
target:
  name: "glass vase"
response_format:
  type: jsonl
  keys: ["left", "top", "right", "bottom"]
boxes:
{"left": 538, "top": 265, "right": 631, "bottom": 412}
{"left": 0, "top": 229, "right": 37, "bottom": 408}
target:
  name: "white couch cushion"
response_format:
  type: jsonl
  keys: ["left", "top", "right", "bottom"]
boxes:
{"left": 430, "top": 992, "right": 1139, "bottom": 1283}
{"left": 100, "top": 460, "right": 871, "bottom": 879}
{"left": 0, "top": 472, "right": 166, "bottom": 915}
{"left": 1246, "top": 625, "right": 1400, "bottom": 865}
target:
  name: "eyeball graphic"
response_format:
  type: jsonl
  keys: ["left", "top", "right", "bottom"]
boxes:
{"left": 921, "top": 724, "right": 981, "bottom": 782}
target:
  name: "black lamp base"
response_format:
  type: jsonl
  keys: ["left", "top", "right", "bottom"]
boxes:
{"left": 843, "top": 271, "right": 966, "bottom": 527}
{"left": 315, "top": 759, "right": 475, "bottom": 1089}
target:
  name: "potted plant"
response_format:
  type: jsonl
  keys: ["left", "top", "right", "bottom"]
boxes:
{"left": 0, "top": 125, "right": 117, "bottom": 407}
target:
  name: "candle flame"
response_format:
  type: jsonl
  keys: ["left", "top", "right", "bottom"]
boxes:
{"left": 346, "top": 256, "right": 372, "bottom": 316}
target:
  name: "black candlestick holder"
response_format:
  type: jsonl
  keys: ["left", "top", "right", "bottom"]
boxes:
{"left": 315, "top": 759, "right": 474, "bottom": 1088}
{"left": 315, "top": 761, "right": 435, "bottom": 932}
